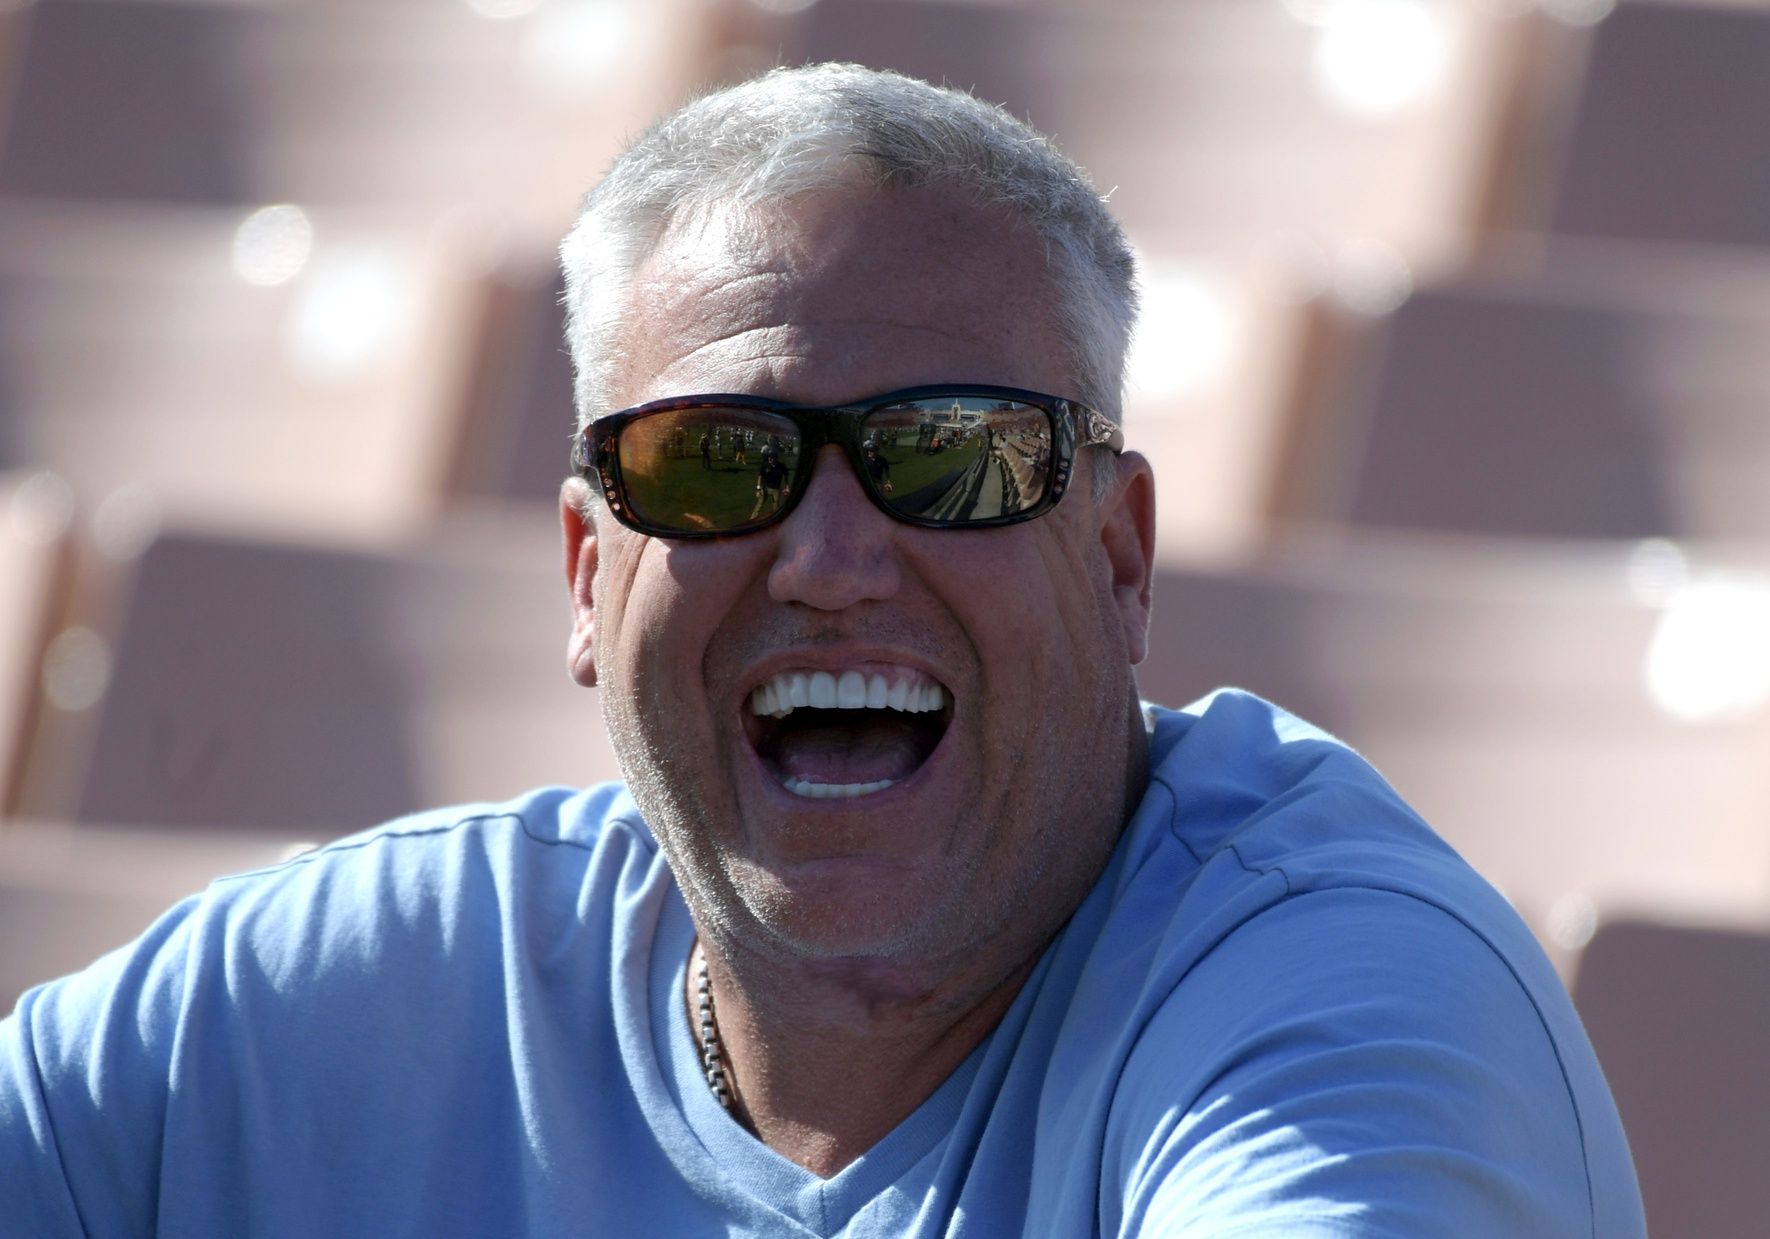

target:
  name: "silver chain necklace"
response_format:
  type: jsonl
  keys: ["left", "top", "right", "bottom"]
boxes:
{"left": 693, "top": 943, "right": 734, "bottom": 1110}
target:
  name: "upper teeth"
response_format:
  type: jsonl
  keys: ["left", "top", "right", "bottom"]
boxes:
{"left": 749, "top": 670, "right": 946, "bottom": 719}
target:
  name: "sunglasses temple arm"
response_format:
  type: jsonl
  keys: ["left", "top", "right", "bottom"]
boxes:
{"left": 1073, "top": 405, "right": 1125, "bottom": 453}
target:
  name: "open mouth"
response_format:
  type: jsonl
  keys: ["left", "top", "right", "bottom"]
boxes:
{"left": 745, "top": 668, "right": 952, "bottom": 800}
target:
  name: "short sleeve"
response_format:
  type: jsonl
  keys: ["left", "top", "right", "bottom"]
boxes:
{"left": 1, "top": 895, "right": 200, "bottom": 1238}
{"left": 1104, "top": 887, "right": 1620, "bottom": 1238}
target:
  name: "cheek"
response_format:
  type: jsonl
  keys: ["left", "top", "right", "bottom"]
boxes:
{"left": 937, "top": 543, "right": 1078, "bottom": 715}
{"left": 972, "top": 537, "right": 1123, "bottom": 744}
{"left": 1040, "top": 516, "right": 1123, "bottom": 654}
{"left": 1009, "top": 528, "right": 1114, "bottom": 659}
{"left": 591, "top": 535, "right": 650, "bottom": 673}
{"left": 598, "top": 540, "right": 758, "bottom": 698}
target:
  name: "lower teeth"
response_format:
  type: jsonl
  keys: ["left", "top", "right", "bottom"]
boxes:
{"left": 782, "top": 776, "right": 896, "bottom": 799}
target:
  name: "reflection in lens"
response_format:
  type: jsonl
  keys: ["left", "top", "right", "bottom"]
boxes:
{"left": 866, "top": 398, "right": 1050, "bottom": 522}
{"left": 619, "top": 408, "right": 800, "bottom": 532}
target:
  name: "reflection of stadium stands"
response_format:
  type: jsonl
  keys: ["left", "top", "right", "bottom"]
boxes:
{"left": 996, "top": 437, "right": 1042, "bottom": 511}
{"left": 898, "top": 436, "right": 1033, "bottom": 523}
{"left": 3, "top": 6, "right": 1768, "bottom": 1229}
{"left": 893, "top": 465, "right": 974, "bottom": 522}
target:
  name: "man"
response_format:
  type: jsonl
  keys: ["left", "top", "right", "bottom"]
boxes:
{"left": 2, "top": 65, "right": 1643, "bottom": 1235}
{"left": 861, "top": 437, "right": 893, "bottom": 493}
{"left": 753, "top": 439, "right": 792, "bottom": 522}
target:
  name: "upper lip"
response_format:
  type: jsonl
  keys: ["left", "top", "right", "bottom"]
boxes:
{"left": 749, "top": 666, "right": 947, "bottom": 717}
{"left": 736, "top": 649, "right": 950, "bottom": 703}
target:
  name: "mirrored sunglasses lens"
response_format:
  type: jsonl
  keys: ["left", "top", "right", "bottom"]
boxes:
{"left": 617, "top": 408, "right": 800, "bottom": 532}
{"left": 862, "top": 397, "right": 1053, "bottom": 522}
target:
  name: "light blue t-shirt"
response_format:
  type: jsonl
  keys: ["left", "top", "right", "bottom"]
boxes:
{"left": 1, "top": 692, "right": 1645, "bottom": 1236}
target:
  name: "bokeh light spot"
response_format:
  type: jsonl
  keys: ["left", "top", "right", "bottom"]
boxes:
{"left": 1126, "top": 263, "right": 1237, "bottom": 406}
{"left": 1645, "top": 571, "right": 1770, "bottom": 723}
{"left": 42, "top": 627, "right": 112, "bottom": 714}
{"left": 284, "top": 244, "right": 418, "bottom": 385}
{"left": 1310, "top": 0, "right": 1454, "bottom": 118}
{"left": 1547, "top": 891, "right": 1600, "bottom": 952}
{"left": 8, "top": 471, "right": 75, "bottom": 546}
{"left": 232, "top": 204, "right": 314, "bottom": 288}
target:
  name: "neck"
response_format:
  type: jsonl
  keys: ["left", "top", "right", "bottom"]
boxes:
{"left": 687, "top": 933, "right": 1043, "bottom": 1178}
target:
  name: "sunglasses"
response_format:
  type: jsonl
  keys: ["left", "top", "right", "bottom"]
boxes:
{"left": 571, "top": 384, "right": 1124, "bottom": 539}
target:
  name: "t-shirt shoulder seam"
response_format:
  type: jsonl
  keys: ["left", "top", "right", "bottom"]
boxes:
{"left": 1225, "top": 838, "right": 1294, "bottom": 896}
{"left": 1149, "top": 769, "right": 1205, "bottom": 867}
{"left": 206, "top": 803, "right": 653, "bottom": 886}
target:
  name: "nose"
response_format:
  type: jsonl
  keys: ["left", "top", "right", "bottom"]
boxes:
{"left": 767, "top": 445, "right": 901, "bottom": 610}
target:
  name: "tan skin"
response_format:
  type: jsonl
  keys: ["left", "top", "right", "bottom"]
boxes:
{"left": 561, "top": 181, "right": 1157, "bottom": 1176}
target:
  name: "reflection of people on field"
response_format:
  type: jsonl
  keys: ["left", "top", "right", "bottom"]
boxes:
{"left": 699, "top": 431, "right": 713, "bottom": 470}
{"left": 863, "top": 441, "right": 893, "bottom": 492}
{"left": 752, "top": 449, "right": 790, "bottom": 518}
{"left": 734, "top": 431, "right": 748, "bottom": 465}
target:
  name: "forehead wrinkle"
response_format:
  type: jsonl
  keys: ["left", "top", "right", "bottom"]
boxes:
{"left": 665, "top": 322, "right": 798, "bottom": 368}
{"left": 678, "top": 314, "right": 972, "bottom": 358}
{"left": 653, "top": 314, "right": 995, "bottom": 400}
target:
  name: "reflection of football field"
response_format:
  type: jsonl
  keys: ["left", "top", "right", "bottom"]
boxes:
{"left": 628, "top": 454, "right": 788, "bottom": 530}
{"left": 882, "top": 444, "right": 978, "bottom": 494}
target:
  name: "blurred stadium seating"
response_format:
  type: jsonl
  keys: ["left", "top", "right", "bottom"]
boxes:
{"left": 1, "top": 1, "right": 1767, "bottom": 1226}
{"left": 1542, "top": 0, "right": 1770, "bottom": 249}
{"left": 13, "top": 506, "right": 621, "bottom": 833}
{"left": 1277, "top": 247, "right": 1770, "bottom": 540}
{"left": 1573, "top": 919, "right": 1770, "bottom": 1238}
{"left": 0, "top": 198, "right": 488, "bottom": 536}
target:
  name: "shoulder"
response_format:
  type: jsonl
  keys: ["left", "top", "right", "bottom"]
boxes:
{"left": 1120, "top": 691, "right": 1602, "bottom": 1098}
{"left": 5, "top": 782, "right": 659, "bottom": 1099}
{"left": 1068, "top": 691, "right": 1642, "bottom": 1236}
{"left": 192, "top": 782, "right": 658, "bottom": 967}
{"left": 1101, "top": 887, "right": 1611, "bottom": 1236}
{"left": 1131, "top": 690, "right": 1508, "bottom": 932}
{"left": 18, "top": 782, "right": 658, "bottom": 1028}
{"left": 0, "top": 783, "right": 665, "bottom": 1232}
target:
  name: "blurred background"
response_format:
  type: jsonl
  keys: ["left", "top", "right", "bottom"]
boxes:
{"left": 0, "top": 0, "right": 1766, "bottom": 1229}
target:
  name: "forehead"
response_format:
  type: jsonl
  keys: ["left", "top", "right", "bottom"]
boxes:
{"left": 610, "top": 182, "right": 1074, "bottom": 409}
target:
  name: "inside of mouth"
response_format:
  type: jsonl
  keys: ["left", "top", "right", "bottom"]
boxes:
{"left": 753, "top": 706, "right": 949, "bottom": 791}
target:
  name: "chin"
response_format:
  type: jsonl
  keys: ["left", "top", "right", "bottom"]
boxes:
{"left": 727, "top": 856, "right": 964, "bottom": 963}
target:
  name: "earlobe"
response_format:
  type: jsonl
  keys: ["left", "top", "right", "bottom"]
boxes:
{"left": 1098, "top": 452, "right": 1156, "bottom": 666}
{"left": 561, "top": 479, "right": 599, "bottom": 687}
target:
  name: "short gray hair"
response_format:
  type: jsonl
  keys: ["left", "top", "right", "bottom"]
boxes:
{"left": 559, "top": 62, "right": 1136, "bottom": 499}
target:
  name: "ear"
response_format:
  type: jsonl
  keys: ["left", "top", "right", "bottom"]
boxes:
{"left": 561, "top": 478, "right": 599, "bottom": 687}
{"left": 1097, "top": 451, "right": 1156, "bottom": 666}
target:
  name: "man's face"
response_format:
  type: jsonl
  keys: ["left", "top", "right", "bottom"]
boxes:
{"left": 564, "top": 182, "right": 1154, "bottom": 978}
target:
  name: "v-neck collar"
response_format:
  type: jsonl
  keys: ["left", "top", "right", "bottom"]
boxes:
{"left": 639, "top": 895, "right": 988, "bottom": 1235}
